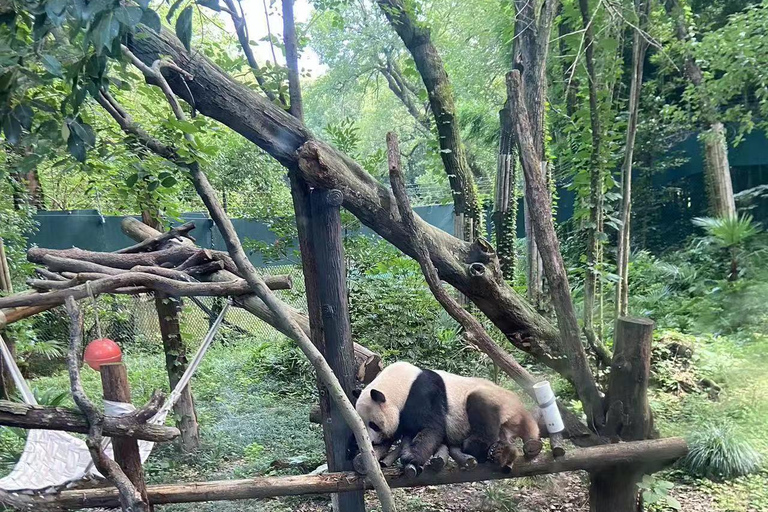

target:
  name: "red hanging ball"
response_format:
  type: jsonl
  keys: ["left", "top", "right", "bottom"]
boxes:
{"left": 83, "top": 338, "right": 122, "bottom": 371}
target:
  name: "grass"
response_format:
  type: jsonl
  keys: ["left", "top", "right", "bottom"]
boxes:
{"left": 4, "top": 240, "right": 768, "bottom": 511}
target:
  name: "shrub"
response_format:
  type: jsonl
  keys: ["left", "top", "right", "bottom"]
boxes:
{"left": 684, "top": 421, "right": 762, "bottom": 480}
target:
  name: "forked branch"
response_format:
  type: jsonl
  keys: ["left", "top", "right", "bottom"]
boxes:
{"left": 113, "top": 47, "right": 397, "bottom": 512}
{"left": 65, "top": 296, "right": 148, "bottom": 512}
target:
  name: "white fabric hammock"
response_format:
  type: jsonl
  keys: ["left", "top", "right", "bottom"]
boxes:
{"left": 0, "top": 301, "right": 230, "bottom": 494}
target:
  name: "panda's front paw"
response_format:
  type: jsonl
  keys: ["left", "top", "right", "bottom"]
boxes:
{"left": 488, "top": 441, "right": 517, "bottom": 468}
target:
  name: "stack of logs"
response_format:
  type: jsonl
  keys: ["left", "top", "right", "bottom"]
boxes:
{"left": 0, "top": 219, "right": 382, "bottom": 386}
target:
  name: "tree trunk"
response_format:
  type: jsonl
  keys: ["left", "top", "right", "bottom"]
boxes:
{"left": 616, "top": 0, "right": 651, "bottom": 318}
{"left": 507, "top": 70, "right": 605, "bottom": 430}
{"left": 125, "top": 26, "right": 583, "bottom": 387}
{"left": 154, "top": 293, "right": 200, "bottom": 452}
{"left": 578, "top": 0, "right": 604, "bottom": 347}
{"left": 100, "top": 363, "right": 151, "bottom": 510}
{"left": 494, "top": 107, "right": 518, "bottom": 280}
{"left": 513, "top": 0, "right": 557, "bottom": 309}
{"left": 664, "top": 0, "right": 736, "bottom": 218}
{"left": 310, "top": 189, "right": 366, "bottom": 512}
{"left": 524, "top": 170, "right": 544, "bottom": 306}
{"left": 140, "top": 211, "right": 199, "bottom": 453}
{"left": 703, "top": 122, "right": 736, "bottom": 218}
{"left": 590, "top": 317, "right": 655, "bottom": 512}
{"left": 377, "top": 0, "right": 481, "bottom": 241}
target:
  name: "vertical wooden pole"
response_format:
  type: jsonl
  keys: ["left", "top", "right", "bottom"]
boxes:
{"left": 100, "top": 362, "right": 151, "bottom": 509}
{"left": 0, "top": 239, "right": 14, "bottom": 400}
{"left": 590, "top": 317, "right": 654, "bottom": 512}
{"left": 154, "top": 293, "right": 200, "bottom": 452}
{"left": 310, "top": 188, "right": 366, "bottom": 512}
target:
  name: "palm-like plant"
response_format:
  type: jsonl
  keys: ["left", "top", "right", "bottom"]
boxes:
{"left": 692, "top": 214, "right": 761, "bottom": 280}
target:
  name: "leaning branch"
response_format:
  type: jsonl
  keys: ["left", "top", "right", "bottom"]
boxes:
{"left": 0, "top": 273, "right": 255, "bottom": 308}
{"left": 221, "top": 0, "right": 285, "bottom": 106}
{"left": 115, "top": 221, "right": 196, "bottom": 254}
{"left": 118, "top": 47, "right": 397, "bottom": 512}
{"left": 65, "top": 297, "right": 148, "bottom": 512}
{"left": 506, "top": 70, "right": 605, "bottom": 430}
{"left": 377, "top": 0, "right": 480, "bottom": 231}
{"left": 387, "top": 133, "right": 597, "bottom": 444}
{"left": 0, "top": 400, "right": 179, "bottom": 442}
{"left": 125, "top": 26, "right": 576, "bottom": 382}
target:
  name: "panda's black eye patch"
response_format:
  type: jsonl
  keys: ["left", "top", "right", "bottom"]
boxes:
{"left": 369, "top": 422, "right": 381, "bottom": 432}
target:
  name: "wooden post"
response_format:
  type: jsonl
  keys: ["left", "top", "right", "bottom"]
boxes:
{"left": 100, "top": 363, "right": 151, "bottom": 509}
{"left": 590, "top": 317, "right": 654, "bottom": 512}
{"left": 309, "top": 188, "right": 366, "bottom": 512}
{"left": 154, "top": 293, "right": 200, "bottom": 452}
{"left": 0, "top": 239, "right": 14, "bottom": 400}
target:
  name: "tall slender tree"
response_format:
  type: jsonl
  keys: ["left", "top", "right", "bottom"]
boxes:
{"left": 664, "top": 0, "right": 736, "bottom": 218}
{"left": 616, "top": 0, "right": 652, "bottom": 318}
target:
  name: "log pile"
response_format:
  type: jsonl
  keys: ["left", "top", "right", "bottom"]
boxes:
{"left": 0, "top": 219, "right": 382, "bottom": 386}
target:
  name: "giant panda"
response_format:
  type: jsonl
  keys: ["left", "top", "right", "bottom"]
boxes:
{"left": 354, "top": 361, "right": 540, "bottom": 469}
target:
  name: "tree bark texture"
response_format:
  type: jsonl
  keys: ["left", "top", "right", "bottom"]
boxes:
{"left": 616, "top": 0, "right": 651, "bottom": 317}
{"left": 154, "top": 293, "right": 200, "bottom": 452}
{"left": 703, "top": 122, "right": 736, "bottom": 218}
{"left": 100, "top": 362, "right": 151, "bottom": 509}
{"left": 664, "top": 0, "right": 736, "bottom": 218}
{"left": 578, "top": 0, "right": 604, "bottom": 346}
{"left": 506, "top": 70, "right": 605, "bottom": 430}
{"left": 28, "top": 438, "right": 688, "bottom": 510}
{"left": 376, "top": 0, "right": 481, "bottom": 239}
{"left": 512, "top": 0, "right": 559, "bottom": 307}
{"left": 310, "top": 188, "right": 366, "bottom": 512}
{"left": 494, "top": 107, "right": 518, "bottom": 280}
{"left": 0, "top": 399, "right": 179, "bottom": 441}
{"left": 124, "top": 27, "right": 577, "bottom": 387}
{"left": 590, "top": 317, "right": 655, "bottom": 512}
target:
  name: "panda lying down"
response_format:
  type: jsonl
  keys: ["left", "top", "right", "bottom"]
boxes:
{"left": 352, "top": 361, "right": 541, "bottom": 472}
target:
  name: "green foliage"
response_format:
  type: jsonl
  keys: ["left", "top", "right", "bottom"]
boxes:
{"left": 638, "top": 475, "right": 681, "bottom": 511}
{"left": 692, "top": 215, "right": 762, "bottom": 249}
{"left": 346, "top": 235, "right": 488, "bottom": 375}
{"left": 684, "top": 420, "right": 763, "bottom": 480}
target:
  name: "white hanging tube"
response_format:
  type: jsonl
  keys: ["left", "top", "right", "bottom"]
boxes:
{"left": 532, "top": 380, "right": 564, "bottom": 434}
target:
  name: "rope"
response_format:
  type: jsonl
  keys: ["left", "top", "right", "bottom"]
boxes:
{"left": 0, "top": 336, "right": 36, "bottom": 405}
{"left": 85, "top": 281, "right": 103, "bottom": 340}
{"left": 151, "top": 300, "right": 231, "bottom": 423}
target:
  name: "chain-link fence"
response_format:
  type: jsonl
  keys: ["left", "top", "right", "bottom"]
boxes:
{"left": 22, "top": 265, "right": 307, "bottom": 365}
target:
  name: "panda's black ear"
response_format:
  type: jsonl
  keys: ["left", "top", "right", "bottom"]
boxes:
{"left": 352, "top": 389, "right": 362, "bottom": 402}
{"left": 370, "top": 389, "right": 387, "bottom": 404}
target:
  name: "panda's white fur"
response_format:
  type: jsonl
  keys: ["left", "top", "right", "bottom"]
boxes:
{"left": 356, "top": 361, "right": 538, "bottom": 454}
{"left": 355, "top": 362, "right": 421, "bottom": 444}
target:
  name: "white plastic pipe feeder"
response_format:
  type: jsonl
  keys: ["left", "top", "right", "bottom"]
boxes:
{"left": 533, "top": 380, "right": 566, "bottom": 457}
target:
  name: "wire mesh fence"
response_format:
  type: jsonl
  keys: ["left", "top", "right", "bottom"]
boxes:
{"left": 22, "top": 265, "right": 308, "bottom": 361}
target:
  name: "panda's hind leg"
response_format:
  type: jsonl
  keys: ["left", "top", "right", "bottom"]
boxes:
{"left": 503, "top": 411, "right": 543, "bottom": 459}
{"left": 462, "top": 391, "right": 504, "bottom": 464}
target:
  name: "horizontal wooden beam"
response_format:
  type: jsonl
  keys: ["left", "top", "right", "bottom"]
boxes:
{"left": 17, "top": 438, "right": 686, "bottom": 510}
{"left": 0, "top": 400, "right": 179, "bottom": 442}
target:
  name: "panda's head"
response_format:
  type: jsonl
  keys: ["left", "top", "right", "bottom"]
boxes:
{"left": 355, "top": 388, "right": 398, "bottom": 445}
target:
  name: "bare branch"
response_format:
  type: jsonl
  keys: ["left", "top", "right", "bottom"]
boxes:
{"left": 65, "top": 296, "right": 148, "bottom": 512}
